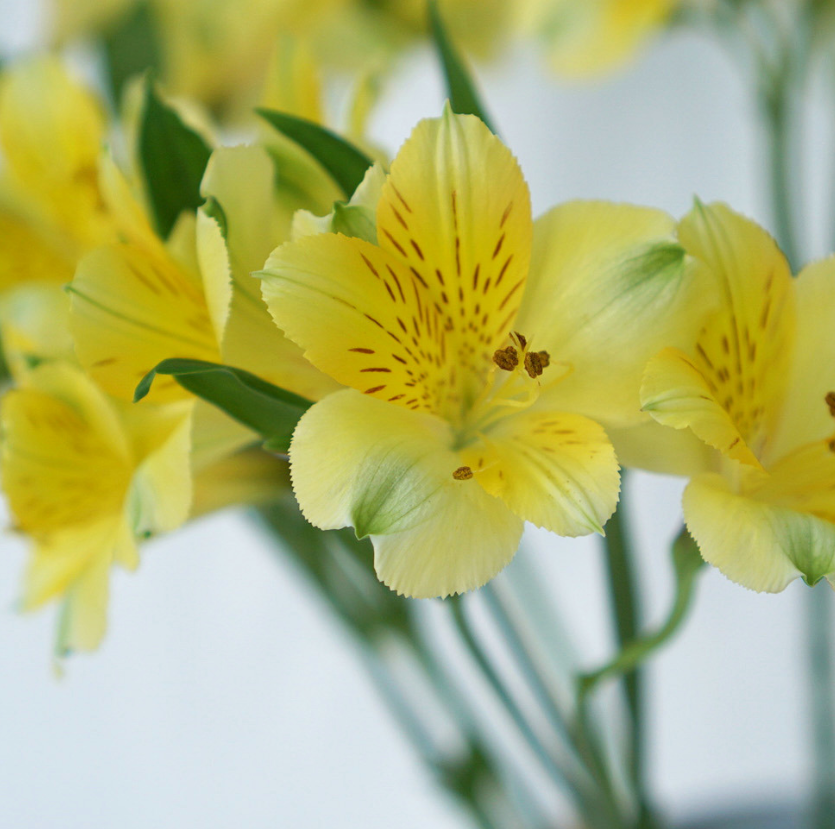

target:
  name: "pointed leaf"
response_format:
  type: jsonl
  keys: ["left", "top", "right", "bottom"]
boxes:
{"left": 139, "top": 81, "right": 212, "bottom": 238}
{"left": 256, "top": 108, "right": 373, "bottom": 198}
{"left": 135, "top": 358, "right": 312, "bottom": 453}
{"left": 429, "top": 0, "right": 494, "bottom": 132}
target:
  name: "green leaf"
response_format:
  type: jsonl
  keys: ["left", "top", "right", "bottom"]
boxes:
{"left": 428, "top": 0, "right": 494, "bottom": 132}
{"left": 256, "top": 108, "right": 373, "bottom": 198}
{"left": 139, "top": 81, "right": 212, "bottom": 239}
{"left": 135, "top": 358, "right": 312, "bottom": 454}
{"left": 102, "top": 3, "right": 162, "bottom": 104}
{"left": 579, "top": 527, "right": 705, "bottom": 698}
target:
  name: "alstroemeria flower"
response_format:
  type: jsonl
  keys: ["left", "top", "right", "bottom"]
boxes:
{"left": 260, "top": 109, "right": 702, "bottom": 598}
{"left": 1, "top": 362, "right": 192, "bottom": 652}
{"left": 641, "top": 201, "right": 835, "bottom": 592}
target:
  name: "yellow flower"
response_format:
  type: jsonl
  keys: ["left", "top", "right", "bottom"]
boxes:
{"left": 259, "top": 108, "right": 699, "bottom": 598}
{"left": 521, "top": 0, "right": 677, "bottom": 77}
{"left": 641, "top": 201, "right": 835, "bottom": 592}
{"left": 1, "top": 362, "right": 192, "bottom": 653}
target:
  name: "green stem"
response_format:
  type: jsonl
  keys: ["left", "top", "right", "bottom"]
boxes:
{"left": 806, "top": 586, "right": 835, "bottom": 829}
{"left": 481, "top": 585, "right": 622, "bottom": 819}
{"left": 761, "top": 72, "right": 801, "bottom": 272}
{"left": 448, "top": 597, "right": 618, "bottom": 829}
{"left": 600, "top": 489, "right": 655, "bottom": 827}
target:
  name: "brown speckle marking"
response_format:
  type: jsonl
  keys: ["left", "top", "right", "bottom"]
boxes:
{"left": 410, "top": 239, "right": 424, "bottom": 260}
{"left": 361, "top": 367, "right": 392, "bottom": 373}
{"left": 382, "top": 228, "right": 407, "bottom": 257}
{"left": 364, "top": 313, "right": 385, "bottom": 329}
{"left": 364, "top": 385, "right": 386, "bottom": 394}
{"left": 492, "top": 234, "right": 506, "bottom": 260}
{"left": 499, "top": 278, "right": 524, "bottom": 310}
{"left": 391, "top": 206, "right": 409, "bottom": 230}
{"left": 391, "top": 183, "right": 412, "bottom": 213}
{"left": 360, "top": 253, "right": 380, "bottom": 279}
{"left": 349, "top": 347, "right": 375, "bottom": 354}
{"left": 496, "top": 255, "right": 513, "bottom": 287}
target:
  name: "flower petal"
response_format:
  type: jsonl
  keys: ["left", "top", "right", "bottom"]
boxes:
{"left": 684, "top": 472, "right": 835, "bottom": 592}
{"left": 642, "top": 202, "right": 795, "bottom": 468}
{"left": 1, "top": 363, "right": 132, "bottom": 535}
{"left": 290, "top": 389, "right": 523, "bottom": 597}
{"left": 262, "top": 231, "right": 453, "bottom": 414}
{"left": 201, "top": 145, "right": 339, "bottom": 401}
{"left": 0, "top": 56, "right": 110, "bottom": 249}
{"left": 642, "top": 346, "right": 762, "bottom": 468}
{"left": 461, "top": 410, "right": 619, "bottom": 536}
{"left": 376, "top": 107, "right": 533, "bottom": 397}
{"left": 69, "top": 243, "right": 220, "bottom": 402}
{"left": 768, "top": 256, "right": 835, "bottom": 461}
{"left": 516, "top": 200, "right": 705, "bottom": 427}
{"left": 608, "top": 419, "right": 715, "bottom": 478}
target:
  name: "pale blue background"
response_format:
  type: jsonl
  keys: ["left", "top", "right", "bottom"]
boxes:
{"left": 0, "top": 1, "right": 829, "bottom": 826}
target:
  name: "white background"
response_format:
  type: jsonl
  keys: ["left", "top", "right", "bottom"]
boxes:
{"left": 0, "top": 3, "right": 831, "bottom": 827}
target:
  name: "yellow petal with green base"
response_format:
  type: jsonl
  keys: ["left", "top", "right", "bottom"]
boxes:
{"left": 69, "top": 243, "right": 220, "bottom": 403}
{"left": 517, "top": 200, "right": 705, "bottom": 427}
{"left": 461, "top": 409, "right": 619, "bottom": 536}
{"left": 642, "top": 202, "right": 794, "bottom": 466}
{"left": 290, "top": 389, "right": 523, "bottom": 597}
{"left": 684, "top": 472, "right": 835, "bottom": 593}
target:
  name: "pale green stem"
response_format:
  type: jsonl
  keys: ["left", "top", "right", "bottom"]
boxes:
{"left": 600, "top": 485, "right": 658, "bottom": 829}
{"left": 806, "top": 585, "right": 835, "bottom": 829}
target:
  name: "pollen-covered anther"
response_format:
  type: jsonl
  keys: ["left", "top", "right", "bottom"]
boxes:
{"left": 452, "top": 466, "right": 474, "bottom": 480}
{"left": 825, "top": 391, "right": 835, "bottom": 418}
{"left": 524, "top": 350, "right": 550, "bottom": 378}
{"left": 493, "top": 346, "right": 518, "bottom": 371}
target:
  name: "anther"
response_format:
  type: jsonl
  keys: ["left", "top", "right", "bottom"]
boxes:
{"left": 453, "top": 466, "right": 474, "bottom": 480}
{"left": 512, "top": 332, "right": 527, "bottom": 350}
{"left": 826, "top": 392, "right": 835, "bottom": 417}
{"left": 493, "top": 346, "right": 518, "bottom": 371}
{"left": 536, "top": 350, "right": 550, "bottom": 368}
{"left": 524, "top": 351, "right": 545, "bottom": 378}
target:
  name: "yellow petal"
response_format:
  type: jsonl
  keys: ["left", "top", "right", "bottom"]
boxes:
{"left": 642, "top": 346, "right": 762, "bottom": 468}
{"left": 608, "top": 419, "right": 715, "bottom": 478}
{"left": 201, "top": 145, "right": 340, "bottom": 401}
{"left": 517, "top": 200, "right": 706, "bottom": 427}
{"left": 54, "top": 543, "right": 121, "bottom": 654}
{"left": 191, "top": 449, "right": 290, "bottom": 518}
{"left": 69, "top": 243, "right": 220, "bottom": 402}
{"left": 1, "top": 363, "right": 132, "bottom": 536}
{"left": 0, "top": 57, "right": 111, "bottom": 250}
{"left": 260, "top": 34, "right": 324, "bottom": 123}
{"left": 525, "top": 0, "right": 673, "bottom": 77}
{"left": 684, "top": 472, "right": 835, "bottom": 592}
{"left": 376, "top": 107, "right": 533, "bottom": 401}
{"left": 0, "top": 208, "right": 73, "bottom": 293}
{"left": 262, "top": 231, "right": 451, "bottom": 413}
{"left": 290, "top": 389, "right": 524, "bottom": 597}
{"left": 22, "top": 516, "right": 131, "bottom": 610}
{"left": 642, "top": 202, "right": 795, "bottom": 465}
{"left": 461, "top": 410, "right": 619, "bottom": 536}
{"left": 768, "top": 256, "right": 835, "bottom": 462}
{"left": 127, "top": 407, "right": 194, "bottom": 535}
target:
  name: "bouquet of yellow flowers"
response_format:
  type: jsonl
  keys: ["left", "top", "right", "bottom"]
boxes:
{"left": 2, "top": 1, "right": 834, "bottom": 827}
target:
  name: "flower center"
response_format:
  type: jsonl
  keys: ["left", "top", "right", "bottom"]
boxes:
{"left": 451, "top": 331, "right": 566, "bottom": 458}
